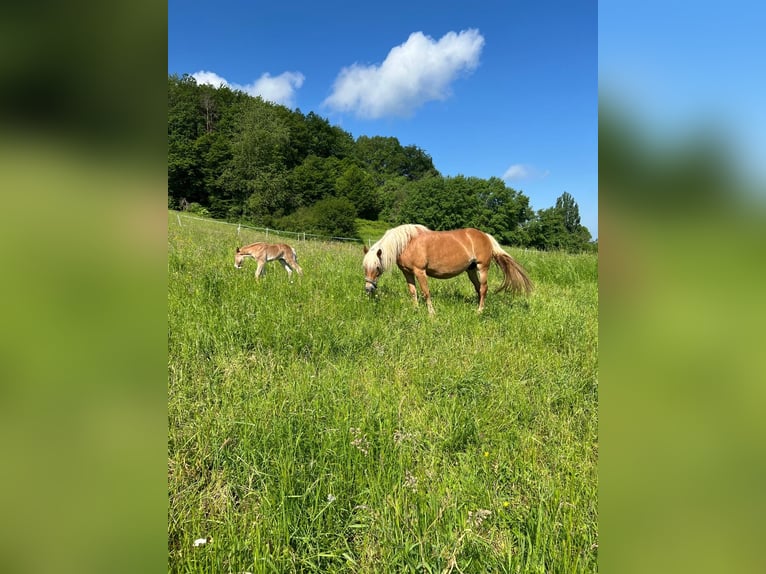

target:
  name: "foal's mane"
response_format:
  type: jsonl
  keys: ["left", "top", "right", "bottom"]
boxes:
{"left": 364, "top": 224, "right": 430, "bottom": 272}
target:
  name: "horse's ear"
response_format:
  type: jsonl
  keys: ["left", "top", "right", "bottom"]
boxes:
{"left": 236, "top": 246, "right": 241, "bottom": 253}
{"left": 376, "top": 248, "right": 383, "bottom": 261}
{"left": 363, "top": 245, "right": 369, "bottom": 254}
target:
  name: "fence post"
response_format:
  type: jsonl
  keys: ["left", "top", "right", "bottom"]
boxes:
{"left": 177, "top": 214, "right": 182, "bottom": 227}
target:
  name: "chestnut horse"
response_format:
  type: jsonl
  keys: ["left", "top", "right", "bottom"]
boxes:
{"left": 234, "top": 242, "right": 303, "bottom": 279}
{"left": 363, "top": 224, "right": 532, "bottom": 313}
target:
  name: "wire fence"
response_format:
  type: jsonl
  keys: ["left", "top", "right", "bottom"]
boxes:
{"left": 173, "top": 211, "right": 377, "bottom": 246}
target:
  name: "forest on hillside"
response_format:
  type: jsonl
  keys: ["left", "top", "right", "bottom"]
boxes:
{"left": 169, "top": 74, "right": 595, "bottom": 252}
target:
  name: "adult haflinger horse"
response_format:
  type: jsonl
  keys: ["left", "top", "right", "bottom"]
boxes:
{"left": 363, "top": 224, "right": 532, "bottom": 314}
{"left": 234, "top": 242, "right": 303, "bottom": 279}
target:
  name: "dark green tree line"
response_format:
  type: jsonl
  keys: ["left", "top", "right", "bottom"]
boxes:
{"left": 168, "top": 74, "right": 594, "bottom": 251}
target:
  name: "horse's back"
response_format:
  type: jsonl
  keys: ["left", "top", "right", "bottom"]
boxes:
{"left": 414, "top": 228, "right": 491, "bottom": 255}
{"left": 400, "top": 227, "right": 492, "bottom": 276}
{"left": 241, "top": 242, "right": 296, "bottom": 260}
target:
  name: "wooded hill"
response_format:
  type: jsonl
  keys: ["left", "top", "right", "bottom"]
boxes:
{"left": 169, "top": 74, "right": 594, "bottom": 251}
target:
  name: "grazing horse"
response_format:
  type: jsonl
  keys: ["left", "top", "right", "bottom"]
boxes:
{"left": 363, "top": 224, "right": 532, "bottom": 314}
{"left": 234, "top": 242, "right": 303, "bottom": 279}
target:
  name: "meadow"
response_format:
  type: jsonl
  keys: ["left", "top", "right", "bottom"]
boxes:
{"left": 168, "top": 211, "right": 598, "bottom": 573}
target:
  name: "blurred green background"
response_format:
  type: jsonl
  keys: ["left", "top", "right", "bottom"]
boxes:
{"left": 600, "top": 1, "right": 766, "bottom": 572}
{"left": 0, "top": 1, "right": 166, "bottom": 573}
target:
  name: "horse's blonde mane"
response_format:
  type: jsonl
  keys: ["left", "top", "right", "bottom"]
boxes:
{"left": 363, "top": 224, "right": 430, "bottom": 272}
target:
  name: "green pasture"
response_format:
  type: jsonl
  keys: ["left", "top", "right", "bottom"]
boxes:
{"left": 168, "top": 211, "right": 598, "bottom": 573}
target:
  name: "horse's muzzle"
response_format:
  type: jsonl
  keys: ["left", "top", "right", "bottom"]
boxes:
{"left": 365, "top": 279, "right": 377, "bottom": 295}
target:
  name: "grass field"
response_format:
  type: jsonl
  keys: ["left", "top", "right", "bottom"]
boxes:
{"left": 168, "top": 211, "right": 598, "bottom": 573}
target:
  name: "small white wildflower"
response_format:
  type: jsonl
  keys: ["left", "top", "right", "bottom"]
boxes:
{"left": 350, "top": 427, "right": 369, "bottom": 455}
{"left": 393, "top": 429, "right": 413, "bottom": 445}
{"left": 193, "top": 536, "right": 212, "bottom": 547}
{"left": 327, "top": 493, "right": 336, "bottom": 503}
{"left": 467, "top": 509, "right": 491, "bottom": 528}
{"left": 404, "top": 470, "right": 418, "bottom": 492}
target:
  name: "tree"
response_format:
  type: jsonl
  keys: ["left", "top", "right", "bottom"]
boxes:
{"left": 312, "top": 197, "right": 358, "bottom": 237}
{"left": 222, "top": 98, "right": 292, "bottom": 221}
{"left": 168, "top": 75, "right": 206, "bottom": 206}
{"left": 244, "top": 171, "right": 291, "bottom": 223}
{"left": 393, "top": 175, "right": 534, "bottom": 243}
{"left": 304, "top": 111, "right": 354, "bottom": 159}
{"left": 400, "top": 144, "right": 439, "bottom": 180}
{"left": 277, "top": 197, "right": 358, "bottom": 238}
{"left": 378, "top": 176, "right": 410, "bottom": 223}
{"left": 556, "top": 192, "right": 581, "bottom": 233}
{"left": 353, "top": 136, "right": 438, "bottom": 184}
{"left": 335, "top": 162, "right": 380, "bottom": 219}
{"left": 168, "top": 75, "right": 248, "bottom": 214}
{"left": 396, "top": 175, "right": 480, "bottom": 229}
{"left": 288, "top": 155, "right": 341, "bottom": 208}
{"left": 525, "top": 207, "right": 568, "bottom": 251}
{"left": 194, "top": 131, "right": 232, "bottom": 217}
{"left": 473, "top": 177, "right": 533, "bottom": 245}
{"left": 168, "top": 137, "right": 205, "bottom": 206}
{"left": 525, "top": 193, "right": 592, "bottom": 252}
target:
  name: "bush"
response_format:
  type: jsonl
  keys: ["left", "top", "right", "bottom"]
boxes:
{"left": 187, "top": 202, "right": 210, "bottom": 217}
{"left": 276, "top": 196, "right": 359, "bottom": 239}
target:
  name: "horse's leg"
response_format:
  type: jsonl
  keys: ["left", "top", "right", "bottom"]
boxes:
{"left": 414, "top": 269, "right": 434, "bottom": 314}
{"left": 476, "top": 265, "right": 490, "bottom": 312}
{"left": 467, "top": 268, "right": 482, "bottom": 309}
{"left": 278, "top": 258, "right": 294, "bottom": 279}
{"left": 402, "top": 270, "right": 419, "bottom": 307}
{"left": 255, "top": 260, "right": 266, "bottom": 278}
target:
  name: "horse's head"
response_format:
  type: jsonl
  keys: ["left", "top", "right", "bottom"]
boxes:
{"left": 234, "top": 247, "right": 245, "bottom": 269}
{"left": 362, "top": 246, "right": 383, "bottom": 295}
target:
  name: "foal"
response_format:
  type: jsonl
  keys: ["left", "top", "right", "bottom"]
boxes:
{"left": 234, "top": 242, "right": 303, "bottom": 279}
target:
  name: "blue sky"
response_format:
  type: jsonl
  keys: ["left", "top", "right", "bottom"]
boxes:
{"left": 168, "top": 1, "right": 598, "bottom": 237}
{"left": 599, "top": 1, "right": 766, "bottom": 189}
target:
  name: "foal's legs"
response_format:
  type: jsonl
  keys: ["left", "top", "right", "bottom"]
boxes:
{"left": 286, "top": 255, "right": 303, "bottom": 275}
{"left": 255, "top": 260, "right": 266, "bottom": 278}
{"left": 278, "top": 258, "right": 294, "bottom": 278}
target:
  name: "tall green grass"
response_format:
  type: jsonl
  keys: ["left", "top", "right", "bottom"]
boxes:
{"left": 355, "top": 218, "right": 391, "bottom": 244}
{"left": 168, "top": 211, "right": 598, "bottom": 573}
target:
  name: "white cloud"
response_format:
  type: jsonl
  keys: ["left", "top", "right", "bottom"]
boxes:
{"left": 323, "top": 29, "right": 485, "bottom": 119}
{"left": 502, "top": 164, "right": 550, "bottom": 181}
{"left": 503, "top": 164, "right": 531, "bottom": 180}
{"left": 245, "top": 72, "right": 305, "bottom": 108}
{"left": 191, "top": 71, "right": 228, "bottom": 88}
{"left": 191, "top": 70, "right": 305, "bottom": 108}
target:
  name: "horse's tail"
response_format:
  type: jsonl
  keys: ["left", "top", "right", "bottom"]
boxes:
{"left": 486, "top": 233, "right": 533, "bottom": 295}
